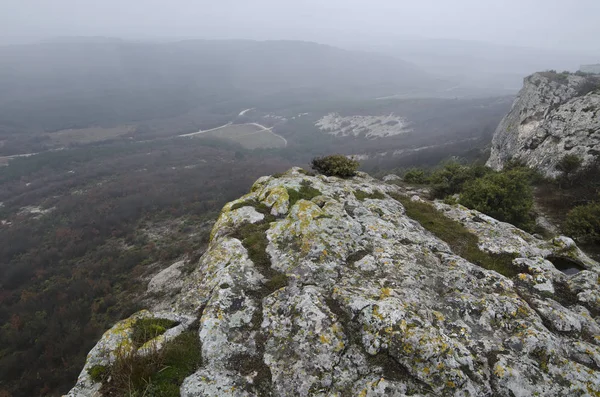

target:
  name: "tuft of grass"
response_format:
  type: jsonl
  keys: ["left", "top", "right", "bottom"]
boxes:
{"left": 233, "top": 222, "right": 272, "bottom": 269}
{"left": 230, "top": 199, "right": 271, "bottom": 215}
{"left": 87, "top": 365, "right": 108, "bottom": 383}
{"left": 100, "top": 329, "right": 201, "bottom": 396}
{"left": 131, "top": 318, "right": 179, "bottom": 348}
{"left": 354, "top": 190, "right": 386, "bottom": 201}
{"left": 287, "top": 180, "right": 322, "bottom": 207}
{"left": 392, "top": 194, "right": 519, "bottom": 278}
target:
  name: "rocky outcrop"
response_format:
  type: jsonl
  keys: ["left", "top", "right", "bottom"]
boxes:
{"left": 581, "top": 65, "right": 600, "bottom": 75}
{"left": 67, "top": 168, "right": 600, "bottom": 396}
{"left": 487, "top": 72, "right": 600, "bottom": 177}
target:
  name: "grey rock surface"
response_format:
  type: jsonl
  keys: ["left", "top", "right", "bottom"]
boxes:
{"left": 487, "top": 72, "right": 600, "bottom": 177}
{"left": 67, "top": 168, "right": 600, "bottom": 396}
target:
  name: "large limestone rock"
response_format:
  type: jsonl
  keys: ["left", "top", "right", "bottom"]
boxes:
{"left": 487, "top": 72, "right": 600, "bottom": 177}
{"left": 68, "top": 168, "right": 600, "bottom": 396}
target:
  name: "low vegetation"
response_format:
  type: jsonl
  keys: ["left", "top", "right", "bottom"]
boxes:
{"left": 392, "top": 194, "right": 519, "bottom": 278}
{"left": 354, "top": 190, "right": 386, "bottom": 201}
{"left": 0, "top": 138, "right": 292, "bottom": 396}
{"left": 539, "top": 70, "right": 571, "bottom": 84}
{"left": 398, "top": 156, "right": 600, "bottom": 259}
{"left": 131, "top": 318, "right": 179, "bottom": 348}
{"left": 230, "top": 214, "right": 288, "bottom": 294}
{"left": 460, "top": 169, "right": 534, "bottom": 230}
{"left": 556, "top": 154, "right": 583, "bottom": 186}
{"left": 98, "top": 328, "right": 201, "bottom": 397}
{"left": 402, "top": 168, "right": 429, "bottom": 184}
{"left": 398, "top": 160, "right": 536, "bottom": 231}
{"left": 311, "top": 155, "right": 359, "bottom": 178}
{"left": 287, "top": 180, "right": 322, "bottom": 207}
{"left": 564, "top": 202, "right": 600, "bottom": 244}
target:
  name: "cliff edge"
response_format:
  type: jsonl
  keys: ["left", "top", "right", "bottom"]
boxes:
{"left": 487, "top": 72, "right": 600, "bottom": 177}
{"left": 68, "top": 168, "right": 600, "bottom": 396}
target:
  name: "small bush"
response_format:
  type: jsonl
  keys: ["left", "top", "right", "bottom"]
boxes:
{"left": 556, "top": 154, "right": 583, "bottom": 184}
{"left": 576, "top": 77, "right": 600, "bottom": 96}
{"left": 564, "top": 202, "right": 600, "bottom": 243}
{"left": 504, "top": 159, "right": 545, "bottom": 185}
{"left": 311, "top": 155, "right": 359, "bottom": 178}
{"left": 403, "top": 168, "right": 429, "bottom": 184}
{"left": 459, "top": 169, "right": 534, "bottom": 230}
{"left": 540, "top": 70, "right": 569, "bottom": 84}
{"left": 429, "top": 161, "right": 490, "bottom": 199}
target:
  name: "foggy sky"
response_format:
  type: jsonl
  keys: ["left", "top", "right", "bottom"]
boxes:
{"left": 2, "top": 0, "right": 599, "bottom": 52}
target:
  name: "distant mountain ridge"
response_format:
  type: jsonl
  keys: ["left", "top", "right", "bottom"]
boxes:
{"left": 0, "top": 39, "right": 445, "bottom": 131}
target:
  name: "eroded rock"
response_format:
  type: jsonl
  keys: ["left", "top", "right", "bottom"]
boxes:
{"left": 67, "top": 168, "right": 600, "bottom": 396}
{"left": 487, "top": 72, "right": 600, "bottom": 177}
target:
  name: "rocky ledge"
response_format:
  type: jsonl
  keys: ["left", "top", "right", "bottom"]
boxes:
{"left": 487, "top": 72, "right": 600, "bottom": 177}
{"left": 68, "top": 168, "right": 600, "bottom": 396}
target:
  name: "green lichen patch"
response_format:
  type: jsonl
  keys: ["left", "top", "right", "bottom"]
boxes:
{"left": 354, "top": 189, "right": 386, "bottom": 201}
{"left": 131, "top": 318, "right": 179, "bottom": 348}
{"left": 287, "top": 181, "right": 322, "bottom": 208}
{"left": 392, "top": 194, "right": 519, "bottom": 278}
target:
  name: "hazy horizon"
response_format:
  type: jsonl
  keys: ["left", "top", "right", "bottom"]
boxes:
{"left": 2, "top": 0, "right": 600, "bottom": 54}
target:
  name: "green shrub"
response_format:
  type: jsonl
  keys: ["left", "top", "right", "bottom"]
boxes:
{"left": 443, "top": 195, "right": 458, "bottom": 205}
{"left": 459, "top": 169, "right": 534, "bottom": 230}
{"left": 564, "top": 202, "right": 600, "bottom": 243}
{"left": 403, "top": 168, "right": 429, "bottom": 184}
{"left": 504, "top": 159, "right": 545, "bottom": 185}
{"left": 429, "top": 161, "right": 490, "bottom": 199}
{"left": 311, "top": 155, "right": 359, "bottom": 178}
{"left": 556, "top": 154, "right": 583, "bottom": 184}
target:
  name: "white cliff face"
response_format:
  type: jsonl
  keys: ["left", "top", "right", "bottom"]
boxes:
{"left": 67, "top": 168, "right": 600, "bottom": 396}
{"left": 487, "top": 72, "right": 600, "bottom": 177}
